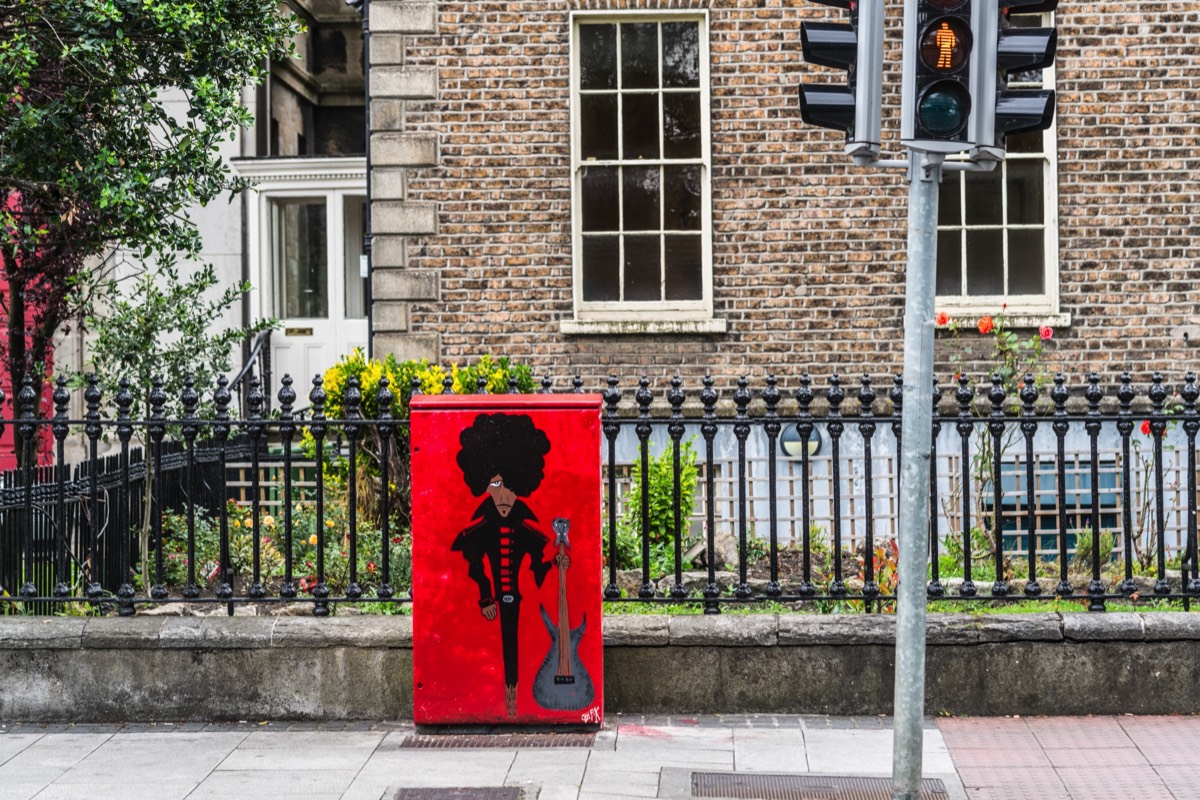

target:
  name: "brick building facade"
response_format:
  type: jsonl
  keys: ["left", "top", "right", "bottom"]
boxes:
{"left": 365, "top": 0, "right": 1198, "bottom": 392}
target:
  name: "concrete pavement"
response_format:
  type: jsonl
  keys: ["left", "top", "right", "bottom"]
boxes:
{"left": 0, "top": 714, "right": 1193, "bottom": 799}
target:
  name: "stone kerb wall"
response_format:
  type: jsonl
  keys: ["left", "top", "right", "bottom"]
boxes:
{"left": 2, "top": 613, "right": 1199, "bottom": 721}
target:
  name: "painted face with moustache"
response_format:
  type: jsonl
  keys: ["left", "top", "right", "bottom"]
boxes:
{"left": 485, "top": 474, "right": 517, "bottom": 517}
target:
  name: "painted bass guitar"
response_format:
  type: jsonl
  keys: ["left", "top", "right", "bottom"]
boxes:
{"left": 532, "top": 517, "right": 594, "bottom": 710}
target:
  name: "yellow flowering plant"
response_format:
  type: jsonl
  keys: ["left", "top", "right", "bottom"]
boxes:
{"left": 311, "top": 350, "right": 537, "bottom": 535}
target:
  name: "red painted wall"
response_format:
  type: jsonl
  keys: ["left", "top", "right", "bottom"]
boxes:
{"left": 0, "top": 192, "right": 57, "bottom": 469}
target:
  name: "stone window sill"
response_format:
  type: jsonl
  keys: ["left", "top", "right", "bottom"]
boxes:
{"left": 935, "top": 311, "right": 1072, "bottom": 331}
{"left": 560, "top": 318, "right": 728, "bottom": 336}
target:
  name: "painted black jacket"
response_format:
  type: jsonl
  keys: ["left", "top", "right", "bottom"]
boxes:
{"left": 451, "top": 498, "right": 554, "bottom": 607}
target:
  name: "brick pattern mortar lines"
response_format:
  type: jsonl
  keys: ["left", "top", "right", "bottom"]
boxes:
{"left": 383, "top": 1, "right": 1200, "bottom": 393}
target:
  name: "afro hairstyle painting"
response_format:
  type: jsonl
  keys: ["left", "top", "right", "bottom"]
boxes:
{"left": 456, "top": 413, "right": 552, "bottom": 497}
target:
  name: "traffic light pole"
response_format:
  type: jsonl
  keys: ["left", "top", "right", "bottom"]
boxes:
{"left": 892, "top": 147, "right": 943, "bottom": 800}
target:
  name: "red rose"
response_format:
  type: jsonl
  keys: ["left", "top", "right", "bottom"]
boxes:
{"left": 1141, "top": 420, "right": 1152, "bottom": 436}
{"left": 1039, "top": 325, "right": 1053, "bottom": 341}
{"left": 935, "top": 312, "right": 950, "bottom": 327}
{"left": 977, "top": 316, "right": 995, "bottom": 335}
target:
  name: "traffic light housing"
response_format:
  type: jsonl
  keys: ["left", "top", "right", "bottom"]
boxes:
{"left": 970, "top": 0, "right": 1057, "bottom": 161}
{"left": 901, "top": 0, "right": 976, "bottom": 153}
{"left": 798, "top": 0, "right": 884, "bottom": 160}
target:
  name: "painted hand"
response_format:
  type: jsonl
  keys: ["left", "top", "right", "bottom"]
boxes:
{"left": 481, "top": 602, "right": 498, "bottom": 620}
{"left": 555, "top": 553, "right": 570, "bottom": 570}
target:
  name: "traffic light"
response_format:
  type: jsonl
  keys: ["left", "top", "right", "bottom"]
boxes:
{"left": 798, "top": 0, "right": 884, "bottom": 160}
{"left": 901, "top": 0, "right": 976, "bottom": 153}
{"left": 970, "top": 0, "right": 1057, "bottom": 161}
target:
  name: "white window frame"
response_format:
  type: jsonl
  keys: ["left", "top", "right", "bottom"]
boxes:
{"left": 563, "top": 11, "right": 724, "bottom": 336}
{"left": 935, "top": 12, "right": 1067, "bottom": 329}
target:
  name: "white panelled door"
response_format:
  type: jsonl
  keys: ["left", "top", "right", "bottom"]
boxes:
{"left": 237, "top": 158, "right": 368, "bottom": 394}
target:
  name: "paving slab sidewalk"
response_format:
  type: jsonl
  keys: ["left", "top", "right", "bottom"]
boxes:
{"left": 1, "top": 715, "right": 1195, "bottom": 799}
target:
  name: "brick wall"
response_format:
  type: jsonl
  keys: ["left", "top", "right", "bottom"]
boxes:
{"left": 370, "top": 0, "right": 1200, "bottom": 396}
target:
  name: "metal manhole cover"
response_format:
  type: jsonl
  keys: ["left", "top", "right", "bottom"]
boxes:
{"left": 393, "top": 790, "right": 521, "bottom": 800}
{"left": 401, "top": 732, "right": 596, "bottom": 749}
{"left": 692, "top": 773, "right": 948, "bottom": 800}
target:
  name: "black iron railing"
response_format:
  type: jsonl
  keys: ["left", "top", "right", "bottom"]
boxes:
{"left": 1, "top": 370, "right": 1198, "bottom": 616}
{"left": 230, "top": 329, "right": 273, "bottom": 417}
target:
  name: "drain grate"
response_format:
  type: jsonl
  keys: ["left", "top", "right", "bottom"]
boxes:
{"left": 401, "top": 732, "right": 596, "bottom": 749}
{"left": 393, "top": 790, "right": 521, "bottom": 800}
{"left": 692, "top": 773, "right": 948, "bottom": 800}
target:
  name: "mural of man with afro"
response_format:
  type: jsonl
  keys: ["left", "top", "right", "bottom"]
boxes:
{"left": 451, "top": 413, "right": 569, "bottom": 718}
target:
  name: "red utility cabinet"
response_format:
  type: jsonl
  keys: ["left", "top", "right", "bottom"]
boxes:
{"left": 410, "top": 395, "right": 604, "bottom": 726}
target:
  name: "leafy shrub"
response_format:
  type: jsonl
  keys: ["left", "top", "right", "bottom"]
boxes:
{"left": 1072, "top": 528, "right": 1115, "bottom": 573}
{"left": 154, "top": 511, "right": 221, "bottom": 589}
{"left": 606, "top": 440, "right": 699, "bottom": 577}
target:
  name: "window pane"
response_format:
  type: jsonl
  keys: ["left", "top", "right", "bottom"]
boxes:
{"left": 936, "top": 230, "right": 962, "bottom": 295}
{"left": 1009, "top": 14, "right": 1044, "bottom": 29}
{"left": 663, "top": 92, "right": 702, "bottom": 159}
{"left": 665, "top": 235, "right": 702, "bottom": 300}
{"left": 624, "top": 235, "right": 661, "bottom": 300}
{"left": 663, "top": 165, "right": 702, "bottom": 230}
{"left": 1006, "top": 131, "right": 1042, "bottom": 154}
{"left": 344, "top": 198, "right": 367, "bottom": 319}
{"left": 582, "top": 236, "right": 621, "bottom": 301}
{"left": 274, "top": 199, "right": 328, "bottom": 319}
{"left": 1008, "top": 230, "right": 1045, "bottom": 294}
{"left": 965, "top": 230, "right": 1004, "bottom": 295}
{"left": 581, "top": 166, "right": 619, "bottom": 232}
{"left": 662, "top": 22, "right": 700, "bottom": 88}
{"left": 580, "top": 94, "right": 618, "bottom": 160}
{"left": 623, "top": 166, "right": 660, "bottom": 232}
{"left": 938, "top": 171, "right": 961, "bottom": 226}
{"left": 579, "top": 24, "right": 616, "bottom": 90}
{"left": 622, "top": 93, "right": 660, "bottom": 159}
{"left": 621, "top": 23, "right": 658, "bottom": 89}
{"left": 1006, "top": 159, "right": 1043, "bottom": 225}
{"left": 964, "top": 169, "right": 1003, "bottom": 226}
{"left": 573, "top": 17, "right": 710, "bottom": 312}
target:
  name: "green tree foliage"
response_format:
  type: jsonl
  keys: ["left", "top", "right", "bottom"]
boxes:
{"left": 81, "top": 255, "right": 274, "bottom": 419}
{"left": 0, "top": 0, "right": 299, "bottom": 429}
